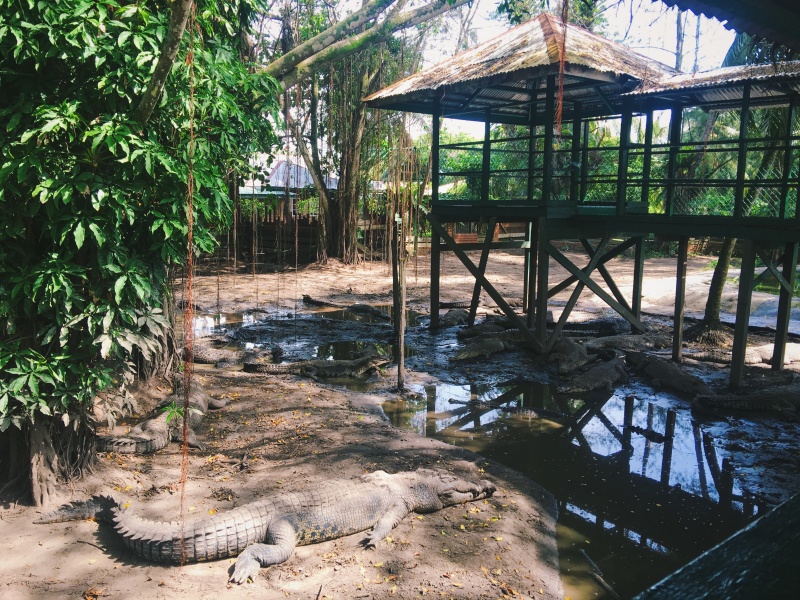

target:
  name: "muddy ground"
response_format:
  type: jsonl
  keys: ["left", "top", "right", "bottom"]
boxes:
{"left": 3, "top": 248, "right": 800, "bottom": 599}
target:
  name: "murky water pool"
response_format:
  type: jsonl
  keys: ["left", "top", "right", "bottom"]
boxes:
{"left": 382, "top": 380, "right": 762, "bottom": 599}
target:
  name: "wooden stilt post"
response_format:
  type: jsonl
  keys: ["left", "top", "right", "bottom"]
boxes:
{"left": 535, "top": 220, "right": 550, "bottom": 348}
{"left": 430, "top": 219, "right": 441, "bottom": 329}
{"left": 632, "top": 236, "right": 645, "bottom": 333}
{"left": 673, "top": 236, "right": 689, "bottom": 361}
{"left": 731, "top": 240, "right": 757, "bottom": 388}
{"left": 429, "top": 103, "right": 441, "bottom": 330}
{"left": 526, "top": 219, "right": 539, "bottom": 328}
{"left": 773, "top": 241, "right": 798, "bottom": 369}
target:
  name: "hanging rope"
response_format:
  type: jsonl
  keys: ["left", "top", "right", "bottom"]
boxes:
{"left": 179, "top": 1, "right": 197, "bottom": 566}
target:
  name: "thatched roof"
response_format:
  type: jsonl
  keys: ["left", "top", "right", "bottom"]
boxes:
{"left": 364, "top": 13, "right": 676, "bottom": 123}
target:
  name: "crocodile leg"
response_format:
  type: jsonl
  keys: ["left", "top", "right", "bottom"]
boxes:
{"left": 229, "top": 519, "right": 297, "bottom": 584}
{"left": 359, "top": 500, "right": 410, "bottom": 548}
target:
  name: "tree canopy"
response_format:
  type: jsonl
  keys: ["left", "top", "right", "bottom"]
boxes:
{"left": 0, "top": 0, "right": 279, "bottom": 504}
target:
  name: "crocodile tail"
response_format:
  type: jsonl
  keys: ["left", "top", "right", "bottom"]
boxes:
{"left": 34, "top": 495, "right": 118, "bottom": 524}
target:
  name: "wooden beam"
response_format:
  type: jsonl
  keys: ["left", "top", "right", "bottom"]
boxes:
{"left": 547, "top": 237, "right": 638, "bottom": 298}
{"left": 481, "top": 110, "right": 491, "bottom": 203}
{"left": 773, "top": 242, "right": 798, "bottom": 370}
{"left": 525, "top": 220, "right": 540, "bottom": 328}
{"left": 428, "top": 216, "right": 543, "bottom": 352}
{"left": 731, "top": 240, "right": 757, "bottom": 388}
{"left": 666, "top": 105, "right": 683, "bottom": 216}
{"left": 632, "top": 237, "right": 645, "bottom": 333}
{"left": 672, "top": 236, "right": 689, "bottom": 361}
{"left": 535, "top": 219, "right": 550, "bottom": 346}
{"left": 580, "top": 118, "right": 590, "bottom": 202}
{"left": 469, "top": 219, "right": 497, "bottom": 326}
{"left": 617, "top": 102, "right": 632, "bottom": 214}
{"left": 430, "top": 221, "right": 441, "bottom": 329}
{"left": 734, "top": 82, "right": 752, "bottom": 219}
{"left": 641, "top": 108, "right": 654, "bottom": 207}
{"left": 543, "top": 75, "right": 556, "bottom": 205}
{"left": 547, "top": 238, "right": 610, "bottom": 352}
{"left": 570, "top": 104, "right": 582, "bottom": 203}
{"left": 580, "top": 238, "right": 633, "bottom": 314}
{"left": 780, "top": 96, "right": 796, "bottom": 220}
{"left": 431, "top": 99, "right": 441, "bottom": 207}
{"left": 546, "top": 243, "right": 647, "bottom": 331}
{"left": 527, "top": 81, "right": 538, "bottom": 204}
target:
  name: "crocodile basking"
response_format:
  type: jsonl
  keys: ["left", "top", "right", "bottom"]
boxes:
{"left": 243, "top": 354, "right": 390, "bottom": 378}
{"left": 96, "top": 379, "right": 227, "bottom": 454}
{"left": 582, "top": 333, "right": 672, "bottom": 353}
{"left": 452, "top": 337, "right": 517, "bottom": 361}
{"left": 549, "top": 337, "right": 593, "bottom": 375}
{"left": 34, "top": 469, "right": 495, "bottom": 584}
{"left": 188, "top": 336, "right": 245, "bottom": 368}
{"left": 688, "top": 342, "right": 800, "bottom": 366}
{"left": 302, "top": 295, "right": 390, "bottom": 320}
{"left": 625, "top": 351, "right": 715, "bottom": 399}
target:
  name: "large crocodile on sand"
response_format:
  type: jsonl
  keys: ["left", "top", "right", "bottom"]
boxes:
{"left": 34, "top": 469, "right": 495, "bottom": 584}
{"left": 96, "top": 379, "right": 227, "bottom": 454}
{"left": 243, "top": 354, "right": 390, "bottom": 378}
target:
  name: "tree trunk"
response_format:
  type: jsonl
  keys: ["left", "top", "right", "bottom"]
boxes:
{"left": 28, "top": 420, "right": 58, "bottom": 507}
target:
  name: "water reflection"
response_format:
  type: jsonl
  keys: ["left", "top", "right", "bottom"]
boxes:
{"left": 192, "top": 311, "right": 266, "bottom": 337}
{"left": 383, "top": 380, "right": 762, "bottom": 598}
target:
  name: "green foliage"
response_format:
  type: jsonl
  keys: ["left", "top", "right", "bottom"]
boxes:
{"left": 0, "top": 1, "right": 279, "bottom": 431}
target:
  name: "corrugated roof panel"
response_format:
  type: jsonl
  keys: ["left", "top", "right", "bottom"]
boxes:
{"left": 628, "top": 61, "right": 800, "bottom": 95}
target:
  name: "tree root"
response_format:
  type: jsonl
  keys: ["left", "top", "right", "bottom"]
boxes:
{"left": 684, "top": 321, "right": 734, "bottom": 347}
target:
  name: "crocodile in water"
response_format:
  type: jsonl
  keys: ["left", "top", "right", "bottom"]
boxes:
{"left": 558, "top": 357, "right": 628, "bottom": 394}
{"left": 96, "top": 379, "right": 227, "bottom": 454}
{"left": 625, "top": 351, "right": 715, "bottom": 399}
{"left": 34, "top": 469, "right": 495, "bottom": 584}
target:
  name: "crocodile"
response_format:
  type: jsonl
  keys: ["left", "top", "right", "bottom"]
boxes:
{"left": 436, "top": 308, "right": 470, "bottom": 328}
{"left": 452, "top": 337, "right": 517, "bottom": 361}
{"left": 34, "top": 469, "right": 495, "bottom": 584}
{"left": 96, "top": 379, "right": 227, "bottom": 454}
{"left": 583, "top": 334, "right": 672, "bottom": 353}
{"left": 188, "top": 337, "right": 245, "bottom": 368}
{"left": 688, "top": 343, "right": 800, "bottom": 366}
{"left": 549, "top": 337, "right": 593, "bottom": 375}
{"left": 243, "top": 354, "right": 390, "bottom": 378}
{"left": 558, "top": 357, "right": 628, "bottom": 394}
{"left": 625, "top": 351, "right": 715, "bottom": 399}
{"left": 302, "top": 295, "right": 390, "bottom": 320}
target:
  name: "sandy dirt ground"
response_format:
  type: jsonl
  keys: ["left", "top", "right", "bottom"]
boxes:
{"left": 2, "top": 248, "right": 798, "bottom": 600}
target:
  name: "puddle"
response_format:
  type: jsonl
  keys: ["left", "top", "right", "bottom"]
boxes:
{"left": 383, "top": 380, "right": 763, "bottom": 598}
